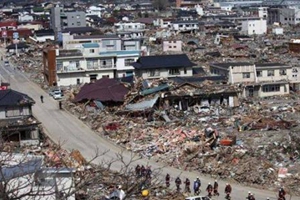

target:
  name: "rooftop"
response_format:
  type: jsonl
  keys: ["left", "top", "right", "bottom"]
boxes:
{"left": 0, "top": 89, "right": 35, "bottom": 106}
{"left": 210, "top": 62, "right": 253, "bottom": 69}
{"left": 133, "top": 54, "right": 196, "bottom": 70}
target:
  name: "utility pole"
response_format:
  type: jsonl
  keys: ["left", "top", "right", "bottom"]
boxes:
{"left": 13, "top": 32, "right": 19, "bottom": 57}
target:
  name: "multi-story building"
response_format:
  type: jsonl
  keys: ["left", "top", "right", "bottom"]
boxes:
{"left": 241, "top": 18, "right": 267, "bottom": 35}
{"left": 43, "top": 33, "right": 141, "bottom": 86}
{"left": 171, "top": 20, "right": 199, "bottom": 33}
{"left": 50, "top": 5, "right": 86, "bottom": 37}
{"left": 279, "top": 7, "right": 300, "bottom": 25}
{"left": 210, "top": 62, "right": 300, "bottom": 97}
{"left": 0, "top": 89, "right": 40, "bottom": 146}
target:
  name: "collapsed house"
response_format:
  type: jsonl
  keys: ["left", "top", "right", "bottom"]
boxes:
{"left": 0, "top": 89, "right": 41, "bottom": 146}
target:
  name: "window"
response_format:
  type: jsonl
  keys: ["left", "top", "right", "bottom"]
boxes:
{"left": 87, "top": 59, "right": 98, "bottom": 69}
{"left": 293, "top": 74, "right": 297, "bottom": 77}
{"left": 267, "top": 70, "right": 274, "bottom": 76}
{"left": 102, "top": 75, "right": 109, "bottom": 78}
{"left": 242, "top": 72, "right": 250, "bottom": 78}
{"left": 285, "top": 18, "right": 287, "bottom": 20}
{"left": 56, "top": 61, "right": 63, "bottom": 71}
{"left": 279, "top": 69, "right": 287, "bottom": 75}
{"left": 173, "top": 46, "right": 176, "bottom": 48}
{"left": 77, "top": 22, "right": 81, "bottom": 26}
{"left": 256, "top": 71, "right": 262, "bottom": 77}
{"left": 76, "top": 15, "right": 80, "bottom": 19}
{"left": 77, "top": 78, "right": 80, "bottom": 85}
{"left": 292, "top": 68, "right": 298, "bottom": 73}
{"left": 148, "top": 70, "right": 160, "bottom": 77}
{"left": 169, "top": 69, "right": 180, "bottom": 75}
{"left": 184, "top": 68, "right": 187, "bottom": 74}
{"left": 6, "top": 107, "right": 22, "bottom": 117}
{"left": 89, "top": 49, "right": 95, "bottom": 53}
{"left": 262, "top": 84, "right": 280, "bottom": 93}
{"left": 90, "top": 74, "right": 97, "bottom": 82}
{"left": 125, "top": 58, "right": 135, "bottom": 66}
{"left": 169, "top": 46, "right": 172, "bottom": 48}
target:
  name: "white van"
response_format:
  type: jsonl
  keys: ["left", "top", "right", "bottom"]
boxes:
{"left": 185, "top": 196, "right": 211, "bottom": 200}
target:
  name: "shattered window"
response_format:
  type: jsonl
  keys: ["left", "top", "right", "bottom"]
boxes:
{"left": 279, "top": 69, "right": 287, "bottom": 75}
{"left": 267, "top": 70, "right": 274, "bottom": 76}
{"left": 262, "top": 84, "right": 280, "bottom": 93}
{"left": 169, "top": 69, "right": 180, "bottom": 75}
{"left": 148, "top": 70, "right": 160, "bottom": 77}
{"left": 242, "top": 72, "right": 250, "bottom": 78}
{"left": 256, "top": 71, "right": 262, "bottom": 77}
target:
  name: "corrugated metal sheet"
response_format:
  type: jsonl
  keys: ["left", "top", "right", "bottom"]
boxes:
{"left": 140, "top": 84, "right": 169, "bottom": 96}
{"left": 125, "top": 95, "right": 159, "bottom": 111}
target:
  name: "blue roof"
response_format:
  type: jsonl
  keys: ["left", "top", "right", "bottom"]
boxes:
{"left": 82, "top": 43, "right": 99, "bottom": 48}
{"left": 99, "top": 50, "right": 140, "bottom": 56}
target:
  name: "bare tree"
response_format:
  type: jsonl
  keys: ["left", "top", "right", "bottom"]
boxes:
{"left": 0, "top": 137, "right": 168, "bottom": 200}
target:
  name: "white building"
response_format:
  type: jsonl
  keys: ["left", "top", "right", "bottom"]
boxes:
{"left": 162, "top": 40, "right": 182, "bottom": 52}
{"left": 241, "top": 19, "right": 267, "bottom": 35}
{"left": 114, "top": 22, "right": 146, "bottom": 32}
{"left": 171, "top": 20, "right": 199, "bottom": 32}
{"left": 86, "top": 5, "right": 105, "bottom": 17}
{"left": 272, "top": 27, "right": 284, "bottom": 35}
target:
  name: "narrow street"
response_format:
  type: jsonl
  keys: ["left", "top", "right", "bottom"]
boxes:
{"left": 0, "top": 49, "right": 297, "bottom": 200}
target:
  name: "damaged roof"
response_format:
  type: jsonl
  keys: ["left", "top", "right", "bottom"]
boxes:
{"left": 133, "top": 54, "right": 196, "bottom": 70}
{"left": 210, "top": 62, "right": 253, "bottom": 69}
{"left": 74, "top": 78, "right": 129, "bottom": 103}
{"left": 0, "top": 89, "right": 35, "bottom": 106}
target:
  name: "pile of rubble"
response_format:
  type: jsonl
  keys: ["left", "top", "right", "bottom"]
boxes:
{"left": 62, "top": 89, "right": 300, "bottom": 195}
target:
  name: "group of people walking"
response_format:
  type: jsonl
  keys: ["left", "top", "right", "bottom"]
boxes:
{"left": 165, "top": 175, "right": 231, "bottom": 198}
{"left": 165, "top": 174, "right": 286, "bottom": 200}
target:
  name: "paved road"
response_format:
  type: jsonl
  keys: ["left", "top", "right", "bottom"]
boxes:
{"left": 0, "top": 53, "right": 298, "bottom": 200}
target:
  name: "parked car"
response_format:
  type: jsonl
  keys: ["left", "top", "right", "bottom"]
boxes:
{"left": 49, "top": 89, "right": 63, "bottom": 96}
{"left": 4, "top": 61, "right": 9, "bottom": 67}
{"left": 185, "top": 196, "right": 211, "bottom": 200}
{"left": 52, "top": 91, "right": 63, "bottom": 100}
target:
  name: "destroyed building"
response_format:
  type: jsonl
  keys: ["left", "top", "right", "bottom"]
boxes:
{"left": 0, "top": 89, "right": 41, "bottom": 146}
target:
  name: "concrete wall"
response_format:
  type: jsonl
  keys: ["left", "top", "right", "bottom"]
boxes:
{"left": 259, "top": 83, "right": 289, "bottom": 97}
{"left": 256, "top": 68, "right": 289, "bottom": 82}
{"left": 279, "top": 8, "right": 300, "bottom": 25}
{"left": 230, "top": 65, "right": 256, "bottom": 83}
{"left": 57, "top": 71, "right": 114, "bottom": 86}
{"left": 65, "top": 11, "right": 86, "bottom": 28}
{"left": 163, "top": 40, "right": 182, "bottom": 52}
{"left": 241, "top": 19, "right": 267, "bottom": 35}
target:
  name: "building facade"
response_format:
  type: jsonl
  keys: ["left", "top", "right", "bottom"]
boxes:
{"left": 241, "top": 19, "right": 267, "bottom": 35}
{"left": 50, "top": 6, "right": 86, "bottom": 37}
{"left": 210, "top": 62, "right": 300, "bottom": 97}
